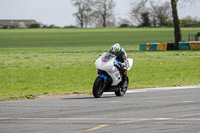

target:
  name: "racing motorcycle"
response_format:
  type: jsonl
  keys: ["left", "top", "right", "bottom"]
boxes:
{"left": 93, "top": 52, "right": 133, "bottom": 98}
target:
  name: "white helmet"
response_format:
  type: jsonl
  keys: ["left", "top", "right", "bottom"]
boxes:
{"left": 111, "top": 43, "right": 121, "bottom": 53}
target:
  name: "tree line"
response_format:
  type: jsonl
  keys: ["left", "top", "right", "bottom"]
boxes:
{"left": 71, "top": 0, "right": 200, "bottom": 49}
{"left": 71, "top": 0, "right": 116, "bottom": 28}
{"left": 71, "top": 0, "right": 200, "bottom": 28}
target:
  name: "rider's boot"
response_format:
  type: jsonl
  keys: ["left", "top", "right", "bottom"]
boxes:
{"left": 120, "top": 74, "right": 128, "bottom": 91}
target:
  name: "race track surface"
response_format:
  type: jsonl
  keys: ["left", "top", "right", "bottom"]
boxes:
{"left": 0, "top": 86, "right": 200, "bottom": 133}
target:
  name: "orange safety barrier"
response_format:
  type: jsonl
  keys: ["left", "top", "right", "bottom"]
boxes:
{"left": 190, "top": 41, "right": 200, "bottom": 50}
{"left": 146, "top": 43, "right": 150, "bottom": 51}
{"left": 157, "top": 42, "right": 167, "bottom": 51}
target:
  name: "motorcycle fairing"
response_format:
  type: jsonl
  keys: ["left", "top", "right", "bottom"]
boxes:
{"left": 95, "top": 53, "right": 122, "bottom": 86}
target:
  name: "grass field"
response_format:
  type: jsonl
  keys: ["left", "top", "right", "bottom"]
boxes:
{"left": 0, "top": 27, "right": 200, "bottom": 101}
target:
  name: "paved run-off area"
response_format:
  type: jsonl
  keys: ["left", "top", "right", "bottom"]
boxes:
{"left": 0, "top": 86, "right": 200, "bottom": 133}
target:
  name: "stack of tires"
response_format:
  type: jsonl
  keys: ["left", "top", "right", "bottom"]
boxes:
{"left": 140, "top": 42, "right": 175, "bottom": 51}
{"left": 179, "top": 41, "right": 200, "bottom": 50}
{"left": 140, "top": 41, "right": 200, "bottom": 51}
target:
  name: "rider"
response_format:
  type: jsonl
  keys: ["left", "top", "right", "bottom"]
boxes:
{"left": 109, "top": 43, "right": 127, "bottom": 88}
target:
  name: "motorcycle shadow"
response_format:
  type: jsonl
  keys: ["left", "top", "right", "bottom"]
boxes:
{"left": 62, "top": 95, "right": 117, "bottom": 100}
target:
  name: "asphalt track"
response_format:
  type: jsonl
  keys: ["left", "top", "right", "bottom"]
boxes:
{"left": 0, "top": 85, "right": 200, "bottom": 133}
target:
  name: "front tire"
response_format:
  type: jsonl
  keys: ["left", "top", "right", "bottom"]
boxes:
{"left": 93, "top": 77, "right": 104, "bottom": 98}
{"left": 115, "top": 77, "right": 129, "bottom": 97}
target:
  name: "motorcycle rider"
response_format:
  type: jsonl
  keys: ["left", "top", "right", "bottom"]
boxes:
{"left": 109, "top": 43, "right": 128, "bottom": 89}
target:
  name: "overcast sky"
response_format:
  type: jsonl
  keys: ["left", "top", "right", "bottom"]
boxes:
{"left": 0, "top": 0, "right": 199, "bottom": 27}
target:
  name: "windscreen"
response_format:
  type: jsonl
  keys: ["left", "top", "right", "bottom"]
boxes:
{"left": 102, "top": 53, "right": 116, "bottom": 62}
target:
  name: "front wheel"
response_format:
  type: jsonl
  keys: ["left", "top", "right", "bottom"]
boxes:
{"left": 93, "top": 77, "right": 105, "bottom": 98}
{"left": 115, "top": 77, "right": 129, "bottom": 97}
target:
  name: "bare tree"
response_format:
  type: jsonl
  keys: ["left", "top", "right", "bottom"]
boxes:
{"left": 170, "top": 0, "right": 199, "bottom": 48}
{"left": 71, "top": 0, "right": 93, "bottom": 28}
{"left": 106, "top": 15, "right": 116, "bottom": 27}
{"left": 150, "top": 1, "right": 172, "bottom": 26}
{"left": 130, "top": 0, "right": 151, "bottom": 26}
{"left": 89, "top": 11, "right": 103, "bottom": 27}
{"left": 93, "top": 0, "right": 116, "bottom": 27}
{"left": 90, "top": 11, "right": 116, "bottom": 27}
{"left": 130, "top": 1, "right": 172, "bottom": 26}
{"left": 84, "top": 5, "right": 93, "bottom": 28}
{"left": 171, "top": 0, "right": 181, "bottom": 49}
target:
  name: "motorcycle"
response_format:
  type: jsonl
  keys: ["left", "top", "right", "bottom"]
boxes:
{"left": 93, "top": 52, "right": 133, "bottom": 98}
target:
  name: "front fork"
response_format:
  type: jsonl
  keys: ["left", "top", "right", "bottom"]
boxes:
{"left": 98, "top": 74, "right": 108, "bottom": 90}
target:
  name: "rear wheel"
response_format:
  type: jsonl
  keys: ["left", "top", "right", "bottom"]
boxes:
{"left": 93, "top": 77, "right": 104, "bottom": 98}
{"left": 115, "top": 77, "right": 129, "bottom": 97}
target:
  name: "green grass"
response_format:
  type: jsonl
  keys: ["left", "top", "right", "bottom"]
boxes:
{"left": 1, "top": 27, "right": 199, "bottom": 48}
{"left": 130, "top": 51, "right": 200, "bottom": 89}
{"left": 0, "top": 27, "right": 200, "bottom": 101}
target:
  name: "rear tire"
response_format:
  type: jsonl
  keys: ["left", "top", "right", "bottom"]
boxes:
{"left": 115, "top": 77, "right": 129, "bottom": 97}
{"left": 93, "top": 77, "right": 104, "bottom": 98}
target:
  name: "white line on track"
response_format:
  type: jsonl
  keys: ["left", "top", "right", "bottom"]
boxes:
{"left": 104, "top": 85, "right": 200, "bottom": 95}
{"left": 0, "top": 118, "right": 171, "bottom": 121}
{"left": 174, "top": 119, "right": 200, "bottom": 121}
{"left": 1, "top": 118, "right": 200, "bottom": 122}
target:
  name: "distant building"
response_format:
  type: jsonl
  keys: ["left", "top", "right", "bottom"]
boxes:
{"left": 0, "top": 20, "right": 38, "bottom": 28}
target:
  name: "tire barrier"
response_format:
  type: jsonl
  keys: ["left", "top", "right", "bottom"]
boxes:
{"left": 140, "top": 41, "right": 200, "bottom": 51}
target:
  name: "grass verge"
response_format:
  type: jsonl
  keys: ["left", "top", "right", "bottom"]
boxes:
{"left": 0, "top": 47, "right": 199, "bottom": 101}
{"left": 0, "top": 28, "right": 200, "bottom": 101}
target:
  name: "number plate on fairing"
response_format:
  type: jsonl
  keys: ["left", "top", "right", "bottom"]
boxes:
{"left": 115, "top": 73, "right": 120, "bottom": 78}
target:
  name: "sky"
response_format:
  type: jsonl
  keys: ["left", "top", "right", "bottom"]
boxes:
{"left": 0, "top": 0, "right": 200, "bottom": 27}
